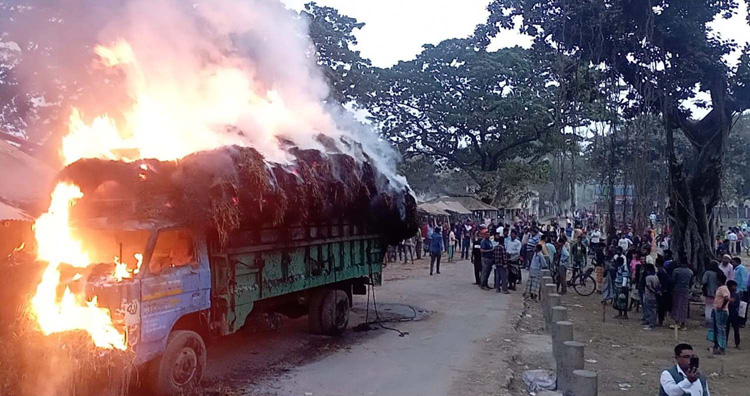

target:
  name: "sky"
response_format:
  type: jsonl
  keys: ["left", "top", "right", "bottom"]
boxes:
{"left": 281, "top": 0, "right": 531, "bottom": 67}
{"left": 283, "top": 0, "right": 750, "bottom": 70}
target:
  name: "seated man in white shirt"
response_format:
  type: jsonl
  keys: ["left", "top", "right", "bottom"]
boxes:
{"left": 659, "top": 343, "right": 709, "bottom": 396}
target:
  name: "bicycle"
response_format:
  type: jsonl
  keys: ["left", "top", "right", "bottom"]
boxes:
{"left": 567, "top": 265, "right": 597, "bottom": 296}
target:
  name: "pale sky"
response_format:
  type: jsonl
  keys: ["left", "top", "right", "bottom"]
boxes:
{"left": 281, "top": 0, "right": 531, "bottom": 67}
{"left": 283, "top": 0, "right": 750, "bottom": 71}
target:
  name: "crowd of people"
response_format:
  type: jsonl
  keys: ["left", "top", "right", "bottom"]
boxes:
{"left": 392, "top": 214, "right": 750, "bottom": 357}
{"left": 388, "top": 212, "right": 750, "bottom": 394}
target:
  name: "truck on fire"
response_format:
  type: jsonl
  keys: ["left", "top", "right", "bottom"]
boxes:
{"left": 57, "top": 146, "right": 417, "bottom": 395}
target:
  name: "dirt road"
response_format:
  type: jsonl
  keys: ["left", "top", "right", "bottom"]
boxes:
{"left": 200, "top": 257, "right": 522, "bottom": 396}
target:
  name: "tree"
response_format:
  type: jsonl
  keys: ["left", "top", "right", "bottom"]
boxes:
{"left": 361, "top": 40, "right": 561, "bottom": 202}
{"left": 482, "top": 0, "right": 750, "bottom": 272}
{"left": 302, "top": 2, "right": 379, "bottom": 104}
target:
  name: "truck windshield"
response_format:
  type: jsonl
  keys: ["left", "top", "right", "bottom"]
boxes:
{"left": 149, "top": 229, "right": 196, "bottom": 275}
{"left": 72, "top": 228, "right": 151, "bottom": 276}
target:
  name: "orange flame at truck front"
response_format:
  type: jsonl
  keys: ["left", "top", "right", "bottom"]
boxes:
{"left": 30, "top": 183, "right": 127, "bottom": 350}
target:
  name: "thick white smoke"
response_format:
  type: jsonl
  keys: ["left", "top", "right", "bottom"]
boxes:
{"left": 49, "top": 0, "right": 405, "bottom": 187}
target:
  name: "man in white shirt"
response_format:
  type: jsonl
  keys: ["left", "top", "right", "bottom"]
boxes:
{"left": 649, "top": 212, "right": 657, "bottom": 227}
{"left": 505, "top": 230, "right": 522, "bottom": 261}
{"left": 618, "top": 234, "right": 633, "bottom": 252}
{"left": 659, "top": 343, "right": 709, "bottom": 396}
{"left": 728, "top": 229, "right": 738, "bottom": 255}
{"left": 590, "top": 225, "right": 602, "bottom": 249}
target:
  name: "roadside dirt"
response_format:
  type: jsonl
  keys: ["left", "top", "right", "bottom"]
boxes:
{"left": 513, "top": 289, "right": 750, "bottom": 395}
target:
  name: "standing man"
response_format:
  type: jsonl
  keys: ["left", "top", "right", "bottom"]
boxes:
{"left": 703, "top": 262, "right": 721, "bottom": 326}
{"left": 471, "top": 229, "right": 483, "bottom": 285}
{"left": 659, "top": 343, "right": 710, "bottom": 396}
{"left": 429, "top": 226, "right": 443, "bottom": 276}
{"left": 671, "top": 261, "right": 694, "bottom": 330}
{"left": 728, "top": 228, "right": 738, "bottom": 255}
{"left": 403, "top": 234, "right": 415, "bottom": 264}
{"left": 649, "top": 211, "right": 657, "bottom": 228}
{"left": 424, "top": 221, "right": 433, "bottom": 258}
{"left": 461, "top": 220, "right": 473, "bottom": 260}
{"left": 708, "top": 275, "right": 730, "bottom": 355}
{"left": 643, "top": 263, "right": 661, "bottom": 330}
{"left": 447, "top": 228, "right": 456, "bottom": 262}
{"left": 506, "top": 229, "right": 522, "bottom": 290}
{"left": 494, "top": 236, "right": 510, "bottom": 294}
{"left": 545, "top": 234, "right": 557, "bottom": 269}
{"left": 479, "top": 231, "right": 495, "bottom": 291}
{"left": 656, "top": 258, "right": 673, "bottom": 327}
{"left": 570, "top": 235, "right": 587, "bottom": 285}
{"left": 727, "top": 280, "right": 742, "bottom": 349}
{"left": 719, "top": 254, "right": 735, "bottom": 281}
{"left": 590, "top": 224, "right": 602, "bottom": 250}
{"left": 414, "top": 227, "right": 423, "bottom": 260}
{"left": 558, "top": 237, "right": 570, "bottom": 294}
{"left": 525, "top": 244, "right": 546, "bottom": 300}
{"left": 618, "top": 233, "right": 633, "bottom": 253}
{"left": 733, "top": 257, "right": 749, "bottom": 326}
{"left": 524, "top": 228, "right": 540, "bottom": 268}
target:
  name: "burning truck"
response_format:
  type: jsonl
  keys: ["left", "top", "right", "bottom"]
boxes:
{"left": 30, "top": 143, "right": 416, "bottom": 395}
{"left": 16, "top": 1, "right": 417, "bottom": 395}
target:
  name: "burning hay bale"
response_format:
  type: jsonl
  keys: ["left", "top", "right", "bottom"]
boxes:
{"left": 0, "top": 309, "right": 135, "bottom": 396}
{"left": 58, "top": 145, "right": 417, "bottom": 245}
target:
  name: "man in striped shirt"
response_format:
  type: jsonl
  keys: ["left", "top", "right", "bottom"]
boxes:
{"left": 494, "top": 238, "right": 509, "bottom": 294}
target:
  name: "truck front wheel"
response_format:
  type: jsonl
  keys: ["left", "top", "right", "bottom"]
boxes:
{"left": 149, "top": 330, "right": 207, "bottom": 396}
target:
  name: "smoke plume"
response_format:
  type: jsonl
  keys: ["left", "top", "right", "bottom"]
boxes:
{"left": 3, "top": 0, "right": 405, "bottom": 187}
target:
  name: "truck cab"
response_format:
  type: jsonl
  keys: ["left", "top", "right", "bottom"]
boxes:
{"left": 82, "top": 219, "right": 383, "bottom": 395}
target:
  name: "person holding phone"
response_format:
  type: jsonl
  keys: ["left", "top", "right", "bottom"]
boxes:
{"left": 659, "top": 343, "right": 710, "bottom": 396}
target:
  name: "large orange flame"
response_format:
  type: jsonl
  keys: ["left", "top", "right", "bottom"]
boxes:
{"left": 61, "top": 40, "right": 315, "bottom": 166}
{"left": 30, "top": 183, "right": 127, "bottom": 350}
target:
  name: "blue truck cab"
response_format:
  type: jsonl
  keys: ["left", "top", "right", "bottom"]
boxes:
{"left": 85, "top": 219, "right": 384, "bottom": 395}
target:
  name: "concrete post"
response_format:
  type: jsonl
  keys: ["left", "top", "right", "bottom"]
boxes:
{"left": 551, "top": 306, "right": 568, "bottom": 324}
{"left": 544, "top": 293, "right": 561, "bottom": 330}
{"left": 558, "top": 341, "right": 585, "bottom": 393}
{"left": 571, "top": 370, "right": 598, "bottom": 396}
{"left": 540, "top": 276, "right": 554, "bottom": 304}
{"left": 551, "top": 321, "right": 573, "bottom": 370}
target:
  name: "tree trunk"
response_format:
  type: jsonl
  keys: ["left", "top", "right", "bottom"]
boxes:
{"left": 665, "top": 114, "right": 729, "bottom": 275}
{"left": 607, "top": 130, "right": 617, "bottom": 242}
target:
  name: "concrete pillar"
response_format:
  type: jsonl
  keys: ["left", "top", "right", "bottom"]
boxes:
{"left": 544, "top": 293, "right": 561, "bottom": 330}
{"left": 551, "top": 321, "right": 573, "bottom": 369}
{"left": 551, "top": 306, "right": 568, "bottom": 324}
{"left": 571, "top": 370, "right": 598, "bottom": 396}
{"left": 540, "top": 276, "right": 554, "bottom": 304}
{"left": 558, "top": 341, "right": 585, "bottom": 393}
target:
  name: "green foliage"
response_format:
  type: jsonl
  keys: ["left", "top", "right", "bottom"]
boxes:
{"left": 302, "top": 2, "right": 378, "bottom": 104}
{"left": 359, "top": 39, "right": 562, "bottom": 197}
{"left": 480, "top": 0, "right": 750, "bottom": 118}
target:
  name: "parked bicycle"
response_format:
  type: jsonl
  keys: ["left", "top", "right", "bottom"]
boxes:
{"left": 567, "top": 266, "right": 597, "bottom": 296}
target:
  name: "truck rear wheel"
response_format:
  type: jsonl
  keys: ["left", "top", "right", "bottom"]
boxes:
{"left": 308, "top": 289, "right": 350, "bottom": 336}
{"left": 320, "top": 289, "right": 350, "bottom": 336}
{"left": 149, "top": 330, "right": 206, "bottom": 396}
{"left": 308, "top": 289, "right": 327, "bottom": 334}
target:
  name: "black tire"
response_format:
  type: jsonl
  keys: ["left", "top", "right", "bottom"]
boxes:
{"left": 149, "top": 330, "right": 207, "bottom": 396}
{"left": 308, "top": 289, "right": 327, "bottom": 334}
{"left": 574, "top": 275, "right": 597, "bottom": 297}
{"left": 320, "top": 289, "right": 350, "bottom": 336}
